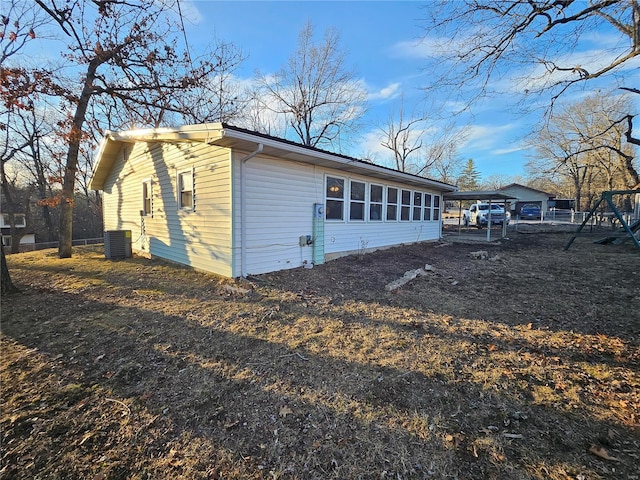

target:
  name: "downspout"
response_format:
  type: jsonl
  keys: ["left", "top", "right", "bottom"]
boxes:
{"left": 239, "top": 143, "right": 263, "bottom": 277}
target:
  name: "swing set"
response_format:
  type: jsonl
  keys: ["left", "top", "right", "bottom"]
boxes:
{"left": 564, "top": 190, "right": 640, "bottom": 251}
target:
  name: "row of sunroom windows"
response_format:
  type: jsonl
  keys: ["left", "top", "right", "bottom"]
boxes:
{"left": 325, "top": 176, "right": 441, "bottom": 222}
{"left": 140, "top": 173, "right": 441, "bottom": 222}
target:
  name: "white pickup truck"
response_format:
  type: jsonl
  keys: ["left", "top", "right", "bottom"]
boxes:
{"left": 462, "top": 203, "right": 510, "bottom": 228}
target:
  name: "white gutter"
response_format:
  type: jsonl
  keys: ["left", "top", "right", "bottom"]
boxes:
{"left": 239, "top": 143, "right": 264, "bottom": 277}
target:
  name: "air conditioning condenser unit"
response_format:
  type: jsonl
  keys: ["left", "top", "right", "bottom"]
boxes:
{"left": 104, "top": 230, "right": 132, "bottom": 259}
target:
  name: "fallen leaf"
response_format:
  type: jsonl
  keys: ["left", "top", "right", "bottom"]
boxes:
{"left": 588, "top": 444, "right": 620, "bottom": 461}
{"left": 79, "top": 432, "right": 94, "bottom": 446}
{"left": 487, "top": 344, "right": 498, "bottom": 352}
{"left": 279, "top": 405, "right": 293, "bottom": 418}
{"left": 224, "top": 420, "right": 239, "bottom": 430}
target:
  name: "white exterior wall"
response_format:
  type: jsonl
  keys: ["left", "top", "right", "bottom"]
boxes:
{"left": 498, "top": 185, "right": 550, "bottom": 212}
{"left": 102, "top": 141, "right": 234, "bottom": 277}
{"left": 233, "top": 153, "right": 443, "bottom": 276}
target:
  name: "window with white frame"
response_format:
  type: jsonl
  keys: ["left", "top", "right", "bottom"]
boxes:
{"left": 424, "top": 193, "right": 432, "bottom": 221}
{"left": 369, "top": 184, "right": 383, "bottom": 221}
{"left": 177, "top": 170, "right": 194, "bottom": 210}
{"left": 433, "top": 195, "right": 441, "bottom": 220}
{"left": 325, "top": 176, "right": 345, "bottom": 220}
{"left": 2, "top": 236, "right": 11, "bottom": 247}
{"left": 413, "top": 192, "right": 422, "bottom": 221}
{"left": 350, "top": 180, "right": 366, "bottom": 221}
{"left": 2, "top": 214, "right": 25, "bottom": 227}
{"left": 386, "top": 187, "right": 398, "bottom": 221}
{"left": 400, "top": 189, "right": 411, "bottom": 221}
{"left": 142, "top": 180, "right": 152, "bottom": 216}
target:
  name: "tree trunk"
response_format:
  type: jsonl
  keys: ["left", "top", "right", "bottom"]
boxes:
{"left": 1, "top": 242, "right": 18, "bottom": 296}
{"left": 58, "top": 59, "right": 99, "bottom": 258}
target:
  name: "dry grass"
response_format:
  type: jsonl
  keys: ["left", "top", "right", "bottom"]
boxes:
{"left": 1, "top": 232, "right": 639, "bottom": 479}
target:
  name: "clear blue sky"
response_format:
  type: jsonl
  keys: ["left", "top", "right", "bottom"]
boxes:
{"left": 180, "top": 0, "right": 544, "bottom": 181}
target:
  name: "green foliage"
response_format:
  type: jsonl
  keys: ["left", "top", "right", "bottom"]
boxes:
{"left": 456, "top": 158, "right": 481, "bottom": 191}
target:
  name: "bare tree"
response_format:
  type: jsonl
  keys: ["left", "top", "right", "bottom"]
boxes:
{"left": 0, "top": 0, "right": 48, "bottom": 294}
{"left": 256, "top": 22, "right": 367, "bottom": 149}
{"left": 421, "top": 0, "right": 640, "bottom": 141}
{"left": 380, "top": 97, "right": 426, "bottom": 172}
{"left": 527, "top": 92, "right": 636, "bottom": 210}
{"left": 22, "top": 0, "right": 223, "bottom": 258}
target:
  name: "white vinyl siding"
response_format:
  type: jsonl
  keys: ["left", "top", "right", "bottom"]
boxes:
{"left": 232, "top": 154, "right": 316, "bottom": 275}
{"left": 101, "top": 141, "right": 233, "bottom": 277}
{"left": 101, "top": 135, "right": 446, "bottom": 278}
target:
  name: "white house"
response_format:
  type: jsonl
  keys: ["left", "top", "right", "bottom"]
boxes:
{"left": 89, "top": 123, "right": 457, "bottom": 277}
{"left": 1, "top": 213, "right": 36, "bottom": 252}
{"left": 496, "top": 183, "right": 555, "bottom": 215}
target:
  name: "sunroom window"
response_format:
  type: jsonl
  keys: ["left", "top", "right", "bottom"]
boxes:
{"left": 433, "top": 195, "right": 441, "bottom": 221}
{"left": 369, "top": 184, "right": 383, "bottom": 221}
{"left": 400, "top": 189, "right": 411, "bottom": 221}
{"left": 413, "top": 192, "right": 422, "bottom": 221}
{"left": 349, "top": 181, "right": 365, "bottom": 221}
{"left": 386, "top": 187, "right": 398, "bottom": 221}
{"left": 326, "top": 176, "right": 345, "bottom": 220}
{"left": 424, "top": 194, "right": 432, "bottom": 221}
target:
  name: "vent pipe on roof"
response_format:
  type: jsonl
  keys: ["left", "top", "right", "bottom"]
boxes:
{"left": 240, "top": 143, "right": 264, "bottom": 277}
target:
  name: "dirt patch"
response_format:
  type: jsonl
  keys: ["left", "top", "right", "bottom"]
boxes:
{"left": 2, "top": 232, "right": 639, "bottom": 479}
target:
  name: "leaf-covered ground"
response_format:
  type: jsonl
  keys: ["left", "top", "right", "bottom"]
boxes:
{"left": 2, "top": 232, "right": 639, "bottom": 479}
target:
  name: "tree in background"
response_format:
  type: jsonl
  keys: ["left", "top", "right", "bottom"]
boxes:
{"left": 456, "top": 158, "right": 481, "bottom": 191}
{"left": 378, "top": 95, "right": 465, "bottom": 183}
{"left": 0, "top": 0, "right": 248, "bottom": 259}
{"left": 255, "top": 22, "right": 367, "bottom": 150}
{"left": 421, "top": 1, "right": 640, "bottom": 151}
{"left": 379, "top": 96, "right": 426, "bottom": 173}
{"left": 527, "top": 92, "right": 637, "bottom": 210}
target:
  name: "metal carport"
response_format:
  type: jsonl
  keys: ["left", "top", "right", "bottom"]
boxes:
{"left": 443, "top": 191, "right": 517, "bottom": 242}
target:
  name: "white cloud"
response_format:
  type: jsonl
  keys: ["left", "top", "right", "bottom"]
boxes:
{"left": 389, "top": 38, "right": 450, "bottom": 59}
{"left": 367, "top": 82, "right": 402, "bottom": 101}
{"left": 462, "top": 123, "right": 519, "bottom": 152}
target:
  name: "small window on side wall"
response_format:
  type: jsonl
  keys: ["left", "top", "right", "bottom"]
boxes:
{"left": 433, "top": 195, "right": 441, "bottom": 221}
{"left": 142, "top": 180, "right": 152, "bottom": 217}
{"left": 178, "top": 170, "right": 194, "bottom": 211}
